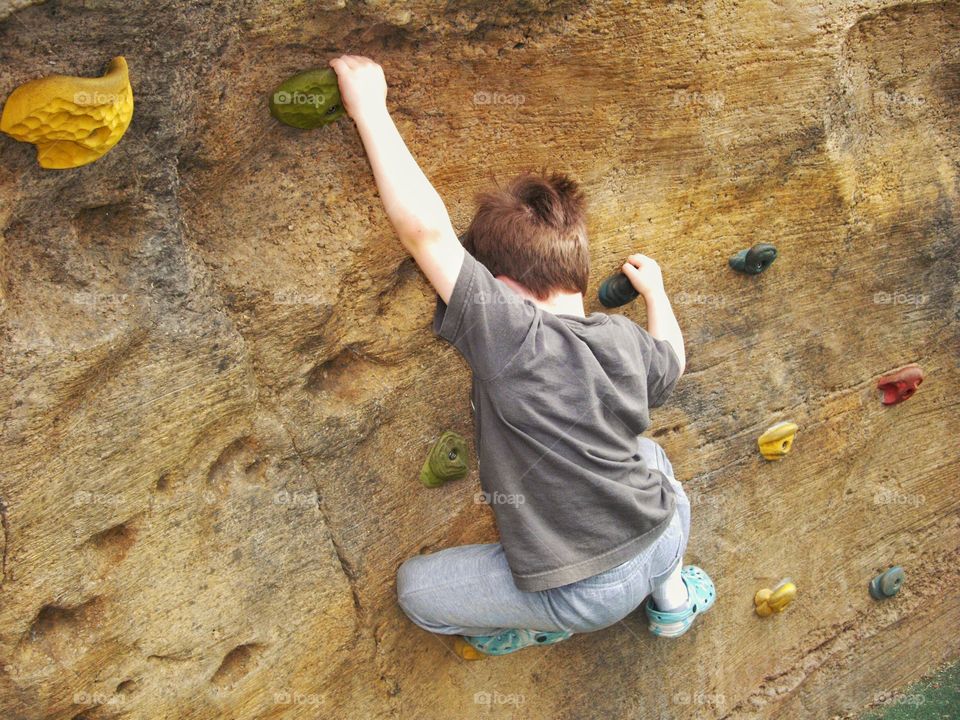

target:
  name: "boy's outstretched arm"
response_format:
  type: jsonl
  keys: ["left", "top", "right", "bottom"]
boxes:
{"left": 622, "top": 254, "right": 686, "bottom": 374}
{"left": 330, "top": 55, "right": 463, "bottom": 303}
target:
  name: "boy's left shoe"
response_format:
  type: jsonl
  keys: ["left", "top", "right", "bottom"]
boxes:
{"left": 645, "top": 565, "right": 716, "bottom": 638}
{"left": 459, "top": 628, "right": 573, "bottom": 657}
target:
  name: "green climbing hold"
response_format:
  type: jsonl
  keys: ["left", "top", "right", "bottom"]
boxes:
{"left": 419, "top": 431, "right": 468, "bottom": 488}
{"left": 269, "top": 68, "right": 346, "bottom": 130}
{"left": 869, "top": 566, "right": 905, "bottom": 600}
{"left": 729, "top": 243, "right": 778, "bottom": 275}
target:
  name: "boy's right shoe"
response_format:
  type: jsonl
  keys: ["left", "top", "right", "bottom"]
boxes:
{"left": 457, "top": 628, "right": 573, "bottom": 658}
{"left": 645, "top": 565, "right": 716, "bottom": 638}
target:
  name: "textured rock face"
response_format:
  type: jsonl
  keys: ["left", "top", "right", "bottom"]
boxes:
{"left": 0, "top": 1, "right": 958, "bottom": 719}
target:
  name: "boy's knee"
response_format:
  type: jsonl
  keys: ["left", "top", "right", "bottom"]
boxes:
{"left": 396, "top": 555, "right": 424, "bottom": 602}
{"left": 396, "top": 556, "right": 437, "bottom": 629}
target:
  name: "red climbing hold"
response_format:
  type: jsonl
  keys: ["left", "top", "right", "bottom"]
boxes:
{"left": 876, "top": 364, "right": 924, "bottom": 405}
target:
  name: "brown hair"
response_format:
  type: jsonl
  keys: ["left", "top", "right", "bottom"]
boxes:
{"left": 463, "top": 171, "right": 589, "bottom": 300}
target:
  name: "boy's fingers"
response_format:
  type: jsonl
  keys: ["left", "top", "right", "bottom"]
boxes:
{"left": 331, "top": 54, "right": 361, "bottom": 71}
{"left": 343, "top": 54, "right": 372, "bottom": 68}
{"left": 329, "top": 57, "right": 355, "bottom": 76}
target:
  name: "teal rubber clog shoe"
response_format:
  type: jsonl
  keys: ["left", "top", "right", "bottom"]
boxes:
{"left": 646, "top": 565, "right": 716, "bottom": 638}
{"left": 461, "top": 628, "right": 573, "bottom": 656}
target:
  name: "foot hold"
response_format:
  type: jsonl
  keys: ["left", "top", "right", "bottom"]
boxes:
{"left": 419, "top": 431, "right": 468, "bottom": 488}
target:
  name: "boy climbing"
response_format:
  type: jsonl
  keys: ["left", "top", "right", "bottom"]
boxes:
{"left": 329, "top": 54, "right": 715, "bottom": 657}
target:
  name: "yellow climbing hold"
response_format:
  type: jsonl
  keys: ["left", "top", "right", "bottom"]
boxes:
{"left": 0, "top": 56, "right": 133, "bottom": 169}
{"left": 452, "top": 637, "right": 485, "bottom": 661}
{"left": 757, "top": 421, "right": 798, "bottom": 461}
{"left": 754, "top": 579, "right": 797, "bottom": 617}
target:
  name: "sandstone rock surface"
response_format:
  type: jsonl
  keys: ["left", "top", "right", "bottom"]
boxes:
{"left": 1, "top": 1, "right": 958, "bottom": 719}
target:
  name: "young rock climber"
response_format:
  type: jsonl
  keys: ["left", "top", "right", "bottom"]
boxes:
{"left": 329, "top": 54, "right": 715, "bottom": 657}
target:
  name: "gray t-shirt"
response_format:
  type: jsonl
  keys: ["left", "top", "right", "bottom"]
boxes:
{"left": 433, "top": 250, "right": 683, "bottom": 592}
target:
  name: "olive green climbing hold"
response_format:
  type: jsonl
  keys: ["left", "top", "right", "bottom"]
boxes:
{"left": 869, "top": 566, "right": 905, "bottom": 600}
{"left": 269, "top": 68, "right": 345, "bottom": 130}
{"left": 419, "top": 431, "right": 468, "bottom": 488}
{"left": 729, "top": 243, "right": 778, "bottom": 275}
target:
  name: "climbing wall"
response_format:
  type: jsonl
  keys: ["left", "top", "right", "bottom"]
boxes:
{"left": 0, "top": 1, "right": 957, "bottom": 718}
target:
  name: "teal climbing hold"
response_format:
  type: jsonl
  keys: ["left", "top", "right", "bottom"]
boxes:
{"left": 729, "top": 243, "right": 778, "bottom": 275}
{"left": 269, "top": 68, "right": 346, "bottom": 130}
{"left": 419, "top": 431, "right": 468, "bottom": 488}
{"left": 869, "top": 566, "right": 905, "bottom": 600}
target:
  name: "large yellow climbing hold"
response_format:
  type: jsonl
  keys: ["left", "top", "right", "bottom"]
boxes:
{"left": 754, "top": 579, "right": 797, "bottom": 617}
{"left": 0, "top": 56, "right": 133, "bottom": 169}
{"left": 757, "top": 421, "right": 798, "bottom": 461}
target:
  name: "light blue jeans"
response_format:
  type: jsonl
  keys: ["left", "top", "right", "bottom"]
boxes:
{"left": 397, "top": 437, "right": 691, "bottom": 636}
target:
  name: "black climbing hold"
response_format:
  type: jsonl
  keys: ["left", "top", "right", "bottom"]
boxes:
{"left": 597, "top": 272, "right": 639, "bottom": 308}
{"left": 729, "top": 243, "right": 778, "bottom": 275}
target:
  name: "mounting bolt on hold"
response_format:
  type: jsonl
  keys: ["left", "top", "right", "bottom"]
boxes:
{"left": 869, "top": 566, "right": 905, "bottom": 600}
{"left": 419, "top": 431, "right": 468, "bottom": 488}
{"left": 754, "top": 579, "right": 797, "bottom": 617}
{"left": 729, "top": 243, "right": 778, "bottom": 275}
{"left": 876, "top": 364, "right": 924, "bottom": 405}
{"left": 758, "top": 421, "right": 798, "bottom": 461}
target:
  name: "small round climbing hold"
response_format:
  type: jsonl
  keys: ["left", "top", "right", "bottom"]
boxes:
{"left": 597, "top": 272, "right": 639, "bottom": 308}
{"left": 0, "top": 56, "right": 134, "bottom": 169}
{"left": 453, "top": 637, "right": 485, "bottom": 661}
{"left": 757, "top": 421, "right": 798, "bottom": 461}
{"left": 419, "top": 431, "right": 469, "bottom": 488}
{"left": 269, "top": 68, "right": 346, "bottom": 130}
{"left": 729, "top": 243, "right": 778, "bottom": 275}
{"left": 869, "top": 566, "right": 905, "bottom": 600}
{"left": 754, "top": 578, "right": 797, "bottom": 617}
{"left": 876, "top": 364, "right": 924, "bottom": 405}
